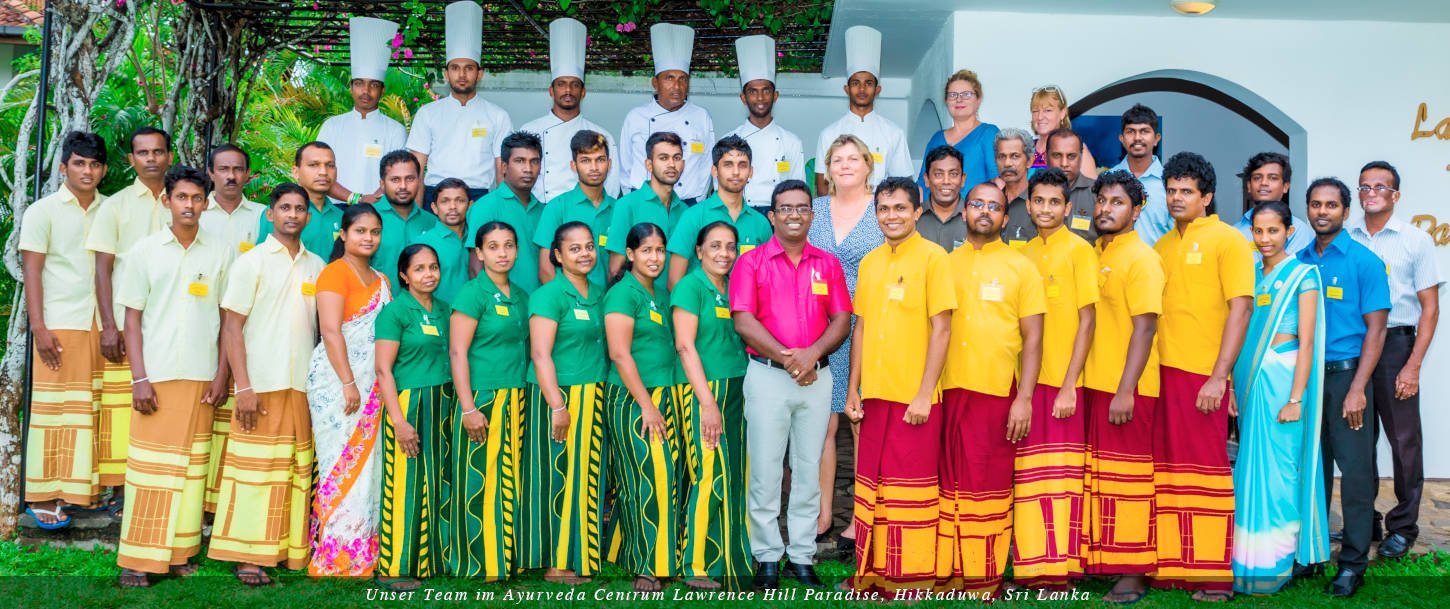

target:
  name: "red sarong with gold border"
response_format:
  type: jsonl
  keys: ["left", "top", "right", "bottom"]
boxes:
{"left": 935, "top": 388, "right": 1014, "bottom": 598}
{"left": 852, "top": 398, "right": 941, "bottom": 594}
{"left": 1152, "top": 366, "right": 1233, "bottom": 592}
{"left": 1011, "top": 383, "right": 1086, "bottom": 588}
{"left": 1083, "top": 388, "right": 1157, "bottom": 575}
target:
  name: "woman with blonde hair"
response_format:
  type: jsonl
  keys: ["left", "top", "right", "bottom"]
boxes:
{"left": 1029, "top": 85, "right": 1098, "bottom": 178}
{"left": 917, "top": 70, "right": 1000, "bottom": 195}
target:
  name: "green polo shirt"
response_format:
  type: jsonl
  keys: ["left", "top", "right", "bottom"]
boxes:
{"left": 533, "top": 185, "right": 616, "bottom": 287}
{"left": 413, "top": 223, "right": 470, "bottom": 302}
{"left": 670, "top": 268, "right": 747, "bottom": 381}
{"left": 527, "top": 274, "right": 607, "bottom": 386}
{"left": 375, "top": 290, "right": 453, "bottom": 390}
{"left": 604, "top": 272, "right": 676, "bottom": 388}
{"left": 467, "top": 186, "right": 544, "bottom": 293}
{"left": 256, "top": 199, "right": 344, "bottom": 260}
{"left": 374, "top": 199, "right": 440, "bottom": 287}
{"left": 666, "top": 194, "right": 774, "bottom": 269}
{"left": 452, "top": 274, "right": 530, "bottom": 391}
{"left": 605, "top": 181, "right": 686, "bottom": 256}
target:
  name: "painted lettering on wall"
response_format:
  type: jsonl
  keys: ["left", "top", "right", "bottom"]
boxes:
{"left": 1410, "top": 103, "right": 1450, "bottom": 171}
{"left": 1411, "top": 215, "right": 1450, "bottom": 247}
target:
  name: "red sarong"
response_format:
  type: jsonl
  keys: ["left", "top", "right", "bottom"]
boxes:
{"left": 935, "top": 388, "right": 1014, "bottom": 598}
{"left": 1152, "top": 366, "right": 1233, "bottom": 592}
{"left": 852, "top": 398, "right": 941, "bottom": 593}
{"left": 1083, "top": 388, "right": 1157, "bottom": 575}
{"left": 1011, "top": 383, "right": 1086, "bottom": 588}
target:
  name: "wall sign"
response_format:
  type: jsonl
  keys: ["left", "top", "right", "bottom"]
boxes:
{"left": 1411, "top": 103, "right": 1450, "bottom": 171}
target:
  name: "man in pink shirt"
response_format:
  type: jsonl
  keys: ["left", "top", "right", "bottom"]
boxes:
{"left": 731, "top": 179, "right": 853, "bottom": 589}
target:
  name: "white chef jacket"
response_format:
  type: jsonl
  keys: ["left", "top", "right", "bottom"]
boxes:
{"left": 519, "top": 110, "right": 622, "bottom": 202}
{"left": 619, "top": 100, "right": 714, "bottom": 201}
{"left": 813, "top": 110, "right": 912, "bottom": 189}
{"left": 406, "top": 93, "right": 513, "bottom": 189}
{"left": 726, "top": 119, "right": 806, "bottom": 209}
{"left": 317, "top": 108, "right": 408, "bottom": 199}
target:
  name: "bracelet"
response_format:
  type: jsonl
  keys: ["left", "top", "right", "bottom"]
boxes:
{"left": 1287, "top": 398, "right": 1302, "bottom": 405}
{"left": 130, "top": 376, "right": 148, "bottom": 385}
{"left": 235, "top": 386, "right": 254, "bottom": 394}
{"left": 461, "top": 407, "right": 479, "bottom": 415}
{"left": 551, "top": 406, "right": 567, "bottom": 414}
{"left": 348, "top": 192, "right": 361, "bottom": 205}
{"left": 343, "top": 380, "right": 356, "bottom": 387}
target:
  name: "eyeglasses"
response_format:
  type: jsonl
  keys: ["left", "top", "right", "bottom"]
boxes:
{"left": 1356, "top": 185, "right": 1397, "bottom": 195}
{"left": 772, "top": 205, "right": 814, "bottom": 216}
{"left": 945, "top": 90, "right": 978, "bottom": 101}
{"left": 966, "top": 200, "right": 1005, "bottom": 213}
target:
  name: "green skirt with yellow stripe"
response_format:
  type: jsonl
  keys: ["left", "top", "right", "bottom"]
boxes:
{"left": 518, "top": 382, "right": 609, "bottom": 575}
{"left": 442, "top": 387, "right": 525, "bottom": 581}
{"left": 604, "top": 383, "right": 679, "bottom": 578}
{"left": 674, "top": 378, "right": 753, "bottom": 589}
{"left": 379, "top": 383, "right": 454, "bottom": 579}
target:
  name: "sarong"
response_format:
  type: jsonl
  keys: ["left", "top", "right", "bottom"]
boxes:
{"left": 204, "top": 394, "right": 234, "bottom": 512}
{"left": 1011, "top": 383, "right": 1087, "bottom": 587}
{"left": 442, "top": 387, "right": 524, "bottom": 581}
{"left": 526, "top": 383, "right": 609, "bottom": 577}
{"left": 1152, "top": 366, "right": 1234, "bottom": 592}
{"left": 116, "top": 380, "right": 213, "bottom": 573}
{"left": 852, "top": 398, "right": 941, "bottom": 594}
{"left": 379, "top": 384, "right": 453, "bottom": 579}
{"left": 519, "top": 384, "right": 561, "bottom": 571}
{"left": 604, "top": 383, "right": 679, "bottom": 578}
{"left": 24, "top": 329, "right": 101, "bottom": 505}
{"left": 675, "top": 378, "right": 753, "bottom": 590}
{"left": 935, "top": 389, "right": 1013, "bottom": 597}
{"left": 208, "top": 390, "right": 316, "bottom": 569}
{"left": 1083, "top": 388, "right": 1157, "bottom": 575}
{"left": 96, "top": 355, "right": 131, "bottom": 487}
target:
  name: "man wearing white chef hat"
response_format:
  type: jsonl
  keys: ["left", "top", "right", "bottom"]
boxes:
{"left": 406, "top": 0, "right": 514, "bottom": 209}
{"left": 520, "top": 17, "right": 621, "bottom": 204}
{"left": 726, "top": 35, "right": 805, "bottom": 214}
{"left": 813, "top": 25, "right": 912, "bottom": 195}
{"left": 618, "top": 22, "right": 715, "bottom": 206}
{"left": 317, "top": 16, "right": 408, "bottom": 206}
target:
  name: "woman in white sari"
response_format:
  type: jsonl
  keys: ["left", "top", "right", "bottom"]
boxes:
{"left": 307, "top": 205, "right": 391, "bottom": 576}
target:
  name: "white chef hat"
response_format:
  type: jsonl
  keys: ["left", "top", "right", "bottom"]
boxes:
{"left": 844, "top": 25, "right": 881, "bottom": 78}
{"left": 549, "top": 18, "right": 586, "bottom": 81}
{"left": 650, "top": 23, "right": 695, "bottom": 75}
{"left": 349, "top": 17, "right": 398, "bottom": 82}
{"left": 445, "top": 1, "right": 483, "bottom": 65}
{"left": 735, "top": 35, "right": 775, "bottom": 88}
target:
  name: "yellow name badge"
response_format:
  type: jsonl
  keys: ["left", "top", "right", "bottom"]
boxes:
{"left": 1071, "top": 216, "right": 1091, "bottom": 231}
{"left": 690, "top": 142, "right": 706, "bottom": 154}
{"left": 573, "top": 309, "right": 591, "bottom": 321}
{"left": 471, "top": 127, "right": 488, "bottom": 138}
{"left": 301, "top": 282, "right": 318, "bottom": 296}
{"left": 871, "top": 152, "right": 884, "bottom": 164}
{"left": 649, "top": 310, "right": 664, "bottom": 325}
{"left": 776, "top": 161, "right": 792, "bottom": 173}
{"left": 333, "top": 230, "right": 342, "bottom": 241}
{"left": 364, "top": 144, "right": 383, "bottom": 158}
{"left": 887, "top": 286, "right": 905, "bottom": 301}
{"left": 188, "top": 283, "right": 209, "bottom": 297}
{"left": 1327, "top": 286, "right": 1344, "bottom": 300}
{"left": 1046, "top": 285, "right": 1062, "bottom": 298}
{"left": 421, "top": 324, "right": 440, "bottom": 336}
{"left": 599, "top": 235, "right": 608, "bottom": 247}
{"left": 739, "top": 244, "right": 756, "bottom": 255}
{"left": 494, "top": 304, "right": 510, "bottom": 316}
{"left": 1185, "top": 252, "right": 1204, "bottom": 265}
{"left": 239, "top": 242, "right": 255, "bottom": 253}
{"left": 1256, "top": 293, "right": 1272, "bottom": 307}
{"left": 1008, "top": 240, "right": 1027, "bottom": 249}
{"left": 811, "top": 281, "right": 829, "bottom": 296}
{"left": 981, "top": 284, "right": 1004, "bottom": 302}
{"left": 714, "top": 306, "right": 731, "bottom": 319}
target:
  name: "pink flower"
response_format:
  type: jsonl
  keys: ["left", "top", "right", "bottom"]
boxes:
{"left": 777, "top": 51, "right": 784, "bottom": 58}
{"left": 402, "top": 48, "right": 413, "bottom": 59}
{"left": 391, "top": 51, "right": 399, "bottom": 59}
{"left": 615, "top": 22, "right": 637, "bottom": 33}
{"left": 585, "top": 35, "right": 592, "bottom": 46}
{"left": 391, "top": 33, "right": 404, "bottom": 48}
{"left": 115, "top": 0, "right": 124, "bottom": 7}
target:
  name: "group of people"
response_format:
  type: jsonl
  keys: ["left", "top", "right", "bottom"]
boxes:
{"left": 17, "top": 4, "right": 1444, "bottom": 604}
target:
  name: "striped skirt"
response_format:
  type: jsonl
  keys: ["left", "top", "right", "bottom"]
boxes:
{"left": 1011, "top": 383, "right": 1087, "bottom": 587}
{"left": 116, "top": 380, "right": 214, "bottom": 573}
{"left": 96, "top": 355, "right": 131, "bottom": 487}
{"left": 24, "top": 329, "right": 101, "bottom": 505}
{"left": 936, "top": 388, "right": 1015, "bottom": 597}
{"left": 378, "top": 384, "right": 453, "bottom": 579}
{"left": 1153, "top": 366, "right": 1233, "bottom": 592}
{"left": 521, "top": 383, "right": 609, "bottom": 576}
{"left": 604, "top": 383, "right": 680, "bottom": 578}
{"left": 442, "top": 387, "right": 524, "bottom": 581}
{"left": 674, "top": 378, "right": 753, "bottom": 589}
{"left": 204, "top": 394, "right": 235, "bottom": 512}
{"left": 852, "top": 398, "right": 942, "bottom": 594}
{"left": 1083, "top": 388, "right": 1157, "bottom": 575}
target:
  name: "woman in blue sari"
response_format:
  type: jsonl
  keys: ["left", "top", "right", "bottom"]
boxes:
{"left": 1231, "top": 202, "right": 1329, "bottom": 595}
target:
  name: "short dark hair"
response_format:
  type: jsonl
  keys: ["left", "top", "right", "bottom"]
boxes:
{"left": 163, "top": 164, "right": 210, "bottom": 195}
{"left": 60, "top": 131, "right": 107, "bottom": 165}
{"left": 1250, "top": 200, "right": 1292, "bottom": 229}
{"left": 1359, "top": 160, "right": 1400, "bottom": 190}
{"left": 435, "top": 177, "right": 470, "bottom": 198}
{"left": 770, "top": 179, "right": 812, "bottom": 211}
{"left": 923, "top": 145, "right": 964, "bottom": 173}
{"left": 1120, "top": 104, "right": 1159, "bottom": 133}
{"left": 1028, "top": 166, "right": 1071, "bottom": 200}
{"left": 294, "top": 140, "right": 333, "bottom": 166}
{"left": 645, "top": 131, "right": 683, "bottom": 157}
{"left": 1163, "top": 151, "right": 1216, "bottom": 196}
{"left": 501, "top": 131, "right": 543, "bottom": 161}
{"left": 208, "top": 144, "right": 251, "bottom": 170}
{"left": 396, "top": 243, "right": 439, "bottom": 290}
{"left": 379, "top": 149, "right": 421, "bottom": 178}
{"left": 1092, "top": 170, "right": 1146, "bottom": 207}
{"left": 1044, "top": 127, "right": 1081, "bottom": 152}
{"left": 268, "top": 182, "right": 308, "bottom": 209}
{"left": 1240, "top": 152, "right": 1291, "bottom": 202}
{"left": 473, "top": 220, "right": 518, "bottom": 249}
{"left": 874, "top": 176, "right": 921, "bottom": 209}
{"left": 130, "top": 126, "right": 172, "bottom": 151}
{"left": 570, "top": 130, "right": 610, "bottom": 159}
{"left": 712, "top": 135, "right": 752, "bottom": 165}
{"left": 1307, "top": 176, "right": 1352, "bottom": 208}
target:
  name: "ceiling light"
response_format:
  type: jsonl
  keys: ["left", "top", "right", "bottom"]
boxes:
{"left": 1171, "top": 0, "right": 1217, "bottom": 15}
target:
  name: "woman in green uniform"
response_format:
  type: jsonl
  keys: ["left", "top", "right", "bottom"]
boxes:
{"left": 527, "top": 221, "right": 609, "bottom": 584}
{"left": 670, "top": 221, "right": 753, "bottom": 591}
{"left": 445, "top": 221, "right": 529, "bottom": 581}
{"left": 603, "top": 222, "right": 678, "bottom": 592}
{"left": 374, "top": 244, "right": 453, "bottom": 589}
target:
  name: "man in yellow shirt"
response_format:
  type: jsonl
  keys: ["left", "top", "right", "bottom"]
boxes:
{"left": 113, "top": 166, "right": 232, "bottom": 587}
{"left": 843, "top": 177, "right": 955, "bottom": 595}
{"left": 935, "top": 182, "right": 1045, "bottom": 598}
{"left": 1150, "top": 152, "right": 1253, "bottom": 601}
{"left": 1082, "top": 170, "right": 1166, "bottom": 603}
{"left": 1013, "top": 167, "right": 1099, "bottom": 589}
{"left": 20, "top": 131, "right": 109, "bottom": 528}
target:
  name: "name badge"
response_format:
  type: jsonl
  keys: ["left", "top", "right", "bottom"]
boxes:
{"left": 1071, "top": 216, "right": 1091, "bottom": 231}
{"left": 871, "top": 152, "right": 885, "bottom": 164}
{"left": 714, "top": 306, "right": 731, "bottom": 319}
{"left": 775, "top": 161, "right": 792, "bottom": 173}
{"left": 301, "top": 282, "right": 318, "bottom": 296}
{"left": 887, "top": 286, "right": 905, "bottom": 301}
{"left": 1008, "top": 240, "right": 1027, "bottom": 249}
{"left": 333, "top": 230, "right": 342, "bottom": 241}
{"left": 1256, "top": 294, "right": 1272, "bottom": 307}
{"left": 598, "top": 235, "right": 608, "bottom": 247}
{"left": 649, "top": 310, "right": 664, "bottom": 325}
{"left": 421, "top": 324, "right": 440, "bottom": 336}
{"left": 471, "top": 127, "right": 488, "bottom": 138}
{"left": 690, "top": 142, "right": 705, "bottom": 154}
{"left": 1046, "top": 285, "right": 1062, "bottom": 299}
{"left": 188, "top": 283, "right": 209, "bottom": 297}
{"left": 1326, "top": 286, "right": 1344, "bottom": 300}
{"left": 739, "top": 244, "right": 756, "bottom": 255}
{"left": 811, "top": 281, "right": 829, "bottom": 296}
{"left": 364, "top": 144, "right": 383, "bottom": 158}
{"left": 1185, "top": 252, "right": 1204, "bottom": 265}
{"left": 494, "top": 304, "right": 510, "bottom": 316}
{"left": 573, "top": 309, "right": 591, "bottom": 321}
{"left": 238, "top": 242, "right": 254, "bottom": 253}
{"left": 981, "top": 284, "right": 1004, "bottom": 302}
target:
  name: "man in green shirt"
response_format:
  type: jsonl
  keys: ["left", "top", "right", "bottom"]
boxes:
{"left": 373, "top": 150, "right": 439, "bottom": 285}
{"left": 666, "top": 134, "right": 772, "bottom": 289}
{"left": 535, "top": 129, "right": 616, "bottom": 287}
{"left": 413, "top": 177, "right": 472, "bottom": 301}
{"left": 467, "top": 131, "right": 544, "bottom": 292}
{"left": 258, "top": 141, "right": 345, "bottom": 259}
{"left": 607, "top": 131, "right": 687, "bottom": 283}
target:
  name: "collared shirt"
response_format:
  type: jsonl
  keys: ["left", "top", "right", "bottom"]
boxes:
{"left": 917, "top": 201, "right": 966, "bottom": 253}
{"left": 854, "top": 233, "right": 957, "bottom": 404}
{"left": 317, "top": 108, "right": 408, "bottom": 199}
{"left": 19, "top": 186, "right": 105, "bottom": 330}
{"left": 375, "top": 290, "right": 453, "bottom": 390}
{"left": 373, "top": 199, "right": 440, "bottom": 289}
{"left": 729, "top": 236, "right": 852, "bottom": 354}
{"left": 726, "top": 119, "right": 806, "bottom": 209}
{"left": 1112, "top": 156, "right": 1169, "bottom": 246}
{"left": 452, "top": 274, "right": 529, "bottom": 391}
{"left": 527, "top": 273, "right": 607, "bottom": 386}
{"left": 200, "top": 194, "right": 265, "bottom": 256}
{"left": 1086, "top": 231, "right": 1164, "bottom": 397}
{"left": 672, "top": 268, "right": 747, "bottom": 380}
{"left": 814, "top": 110, "right": 913, "bottom": 188}
{"left": 411, "top": 224, "right": 470, "bottom": 302}
{"left": 1155, "top": 214, "right": 1256, "bottom": 375}
{"left": 1232, "top": 207, "right": 1314, "bottom": 258}
{"left": 519, "top": 110, "right": 622, "bottom": 202}
{"left": 1296, "top": 231, "right": 1390, "bottom": 361}
{"left": 86, "top": 179, "right": 169, "bottom": 330}
{"left": 1347, "top": 214, "right": 1446, "bottom": 328}
{"left": 406, "top": 93, "right": 513, "bottom": 188}
{"left": 1001, "top": 190, "right": 1037, "bottom": 248}
{"left": 220, "top": 235, "right": 325, "bottom": 393}
{"left": 532, "top": 185, "right": 616, "bottom": 287}
{"left": 1023, "top": 228, "right": 1100, "bottom": 388}
{"left": 1065, "top": 174, "right": 1099, "bottom": 243}
{"left": 604, "top": 271, "right": 676, "bottom": 388}
{"left": 605, "top": 181, "right": 687, "bottom": 260}
{"left": 619, "top": 100, "right": 715, "bottom": 201}
{"left": 466, "top": 187, "right": 544, "bottom": 292}
{"left": 257, "top": 197, "right": 345, "bottom": 261}
{"left": 665, "top": 194, "right": 773, "bottom": 268}
{"left": 942, "top": 240, "right": 1046, "bottom": 397}
{"left": 114, "top": 229, "right": 230, "bottom": 383}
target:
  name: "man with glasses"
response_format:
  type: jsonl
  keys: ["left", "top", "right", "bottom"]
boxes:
{"left": 1346, "top": 160, "right": 1444, "bottom": 561}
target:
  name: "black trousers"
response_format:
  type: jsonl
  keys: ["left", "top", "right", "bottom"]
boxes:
{"left": 1371, "top": 330, "right": 1423, "bottom": 542}
{"left": 1322, "top": 367, "right": 1377, "bottom": 571}
{"left": 422, "top": 185, "right": 488, "bottom": 213}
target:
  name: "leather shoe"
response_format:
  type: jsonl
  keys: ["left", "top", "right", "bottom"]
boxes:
{"left": 1325, "top": 568, "right": 1363, "bottom": 598}
{"left": 1378, "top": 532, "right": 1412, "bottom": 559}
{"left": 783, "top": 561, "right": 824, "bottom": 588}
{"left": 755, "top": 561, "right": 779, "bottom": 590}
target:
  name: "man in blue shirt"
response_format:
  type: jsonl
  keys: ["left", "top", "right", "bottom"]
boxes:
{"left": 1232, "top": 152, "right": 1313, "bottom": 256}
{"left": 1295, "top": 176, "right": 1389, "bottom": 598}
{"left": 1111, "top": 104, "right": 1169, "bottom": 246}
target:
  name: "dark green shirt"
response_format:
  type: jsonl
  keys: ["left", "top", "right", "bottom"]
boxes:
{"left": 374, "top": 199, "right": 440, "bottom": 288}
{"left": 533, "top": 185, "right": 616, "bottom": 287}
{"left": 256, "top": 199, "right": 344, "bottom": 261}
{"left": 412, "top": 224, "right": 470, "bottom": 302}
{"left": 670, "top": 268, "right": 747, "bottom": 380}
{"left": 527, "top": 274, "right": 607, "bottom": 386}
{"left": 467, "top": 186, "right": 544, "bottom": 293}
{"left": 452, "top": 274, "right": 530, "bottom": 391}
{"left": 375, "top": 291, "right": 453, "bottom": 390}
{"left": 605, "top": 181, "right": 686, "bottom": 256}
{"left": 665, "top": 194, "right": 774, "bottom": 270}
{"left": 604, "top": 272, "right": 676, "bottom": 388}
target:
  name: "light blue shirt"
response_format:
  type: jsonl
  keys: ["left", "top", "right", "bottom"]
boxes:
{"left": 1233, "top": 207, "right": 1315, "bottom": 259}
{"left": 1113, "top": 156, "right": 1169, "bottom": 246}
{"left": 1347, "top": 214, "right": 1445, "bottom": 328}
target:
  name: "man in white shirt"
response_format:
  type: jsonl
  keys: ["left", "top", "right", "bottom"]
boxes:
{"left": 317, "top": 16, "right": 407, "bottom": 207}
{"left": 201, "top": 144, "right": 265, "bottom": 256}
{"left": 520, "top": 17, "right": 620, "bottom": 203}
{"left": 813, "top": 26, "right": 911, "bottom": 195}
{"left": 619, "top": 23, "right": 714, "bottom": 205}
{"left": 727, "top": 35, "right": 805, "bottom": 215}
{"left": 407, "top": 0, "right": 513, "bottom": 209}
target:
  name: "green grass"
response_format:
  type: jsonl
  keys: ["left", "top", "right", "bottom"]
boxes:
{"left": 0, "top": 541, "right": 1446, "bottom": 608}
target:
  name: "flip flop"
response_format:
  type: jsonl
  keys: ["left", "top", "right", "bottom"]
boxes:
{"left": 25, "top": 505, "right": 71, "bottom": 530}
{"left": 1104, "top": 589, "right": 1146, "bottom": 605}
{"left": 235, "top": 566, "right": 273, "bottom": 587}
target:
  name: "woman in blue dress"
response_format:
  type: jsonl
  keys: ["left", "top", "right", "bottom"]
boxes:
{"left": 1231, "top": 202, "right": 1329, "bottom": 595}
{"left": 807, "top": 133, "right": 885, "bottom": 553}
{"left": 916, "top": 70, "right": 999, "bottom": 196}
